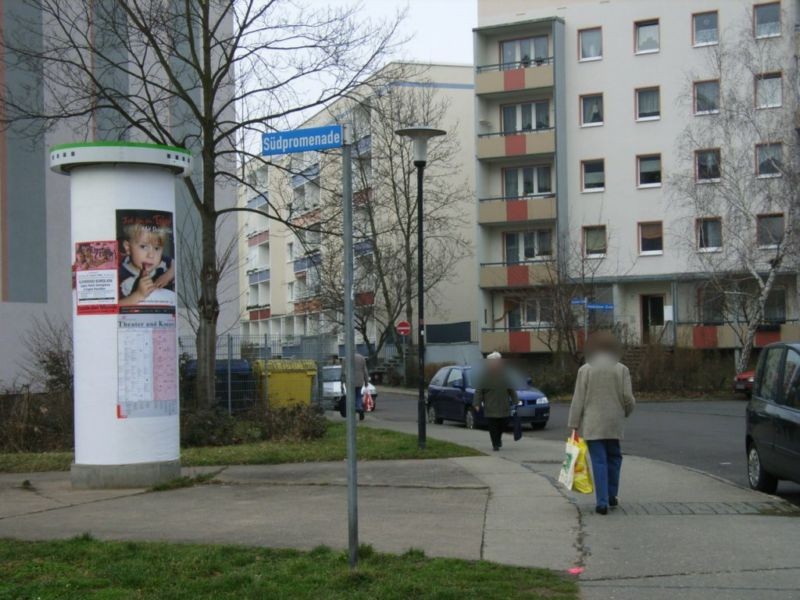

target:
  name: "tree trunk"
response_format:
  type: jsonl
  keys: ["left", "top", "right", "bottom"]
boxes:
{"left": 194, "top": 209, "right": 220, "bottom": 409}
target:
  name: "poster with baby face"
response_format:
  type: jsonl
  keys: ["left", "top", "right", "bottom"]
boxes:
{"left": 116, "top": 210, "right": 176, "bottom": 314}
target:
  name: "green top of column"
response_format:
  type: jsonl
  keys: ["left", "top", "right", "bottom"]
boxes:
{"left": 49, "top": 141, "right": 192, "bottom": 177}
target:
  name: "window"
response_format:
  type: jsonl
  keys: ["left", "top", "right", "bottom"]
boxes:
{"left": 287, "top": 281, "right": 295, "bottom": 301}
{"left": 287, "top": 241, "right": 294, "bottom": 261}
{"left": 697, "top": 217, "right": 722, "bottom": 250}
{"left": 583, "top": 226, "right": 607, "bottom": 257}
{"left": 756, "top": 143, "right": 782, "bottom": 177}
{"left": 579, "top": 27, "right": 602, "bottom": 61}
{"left": 501, "top": 35, "right": 549, "bottom": 69}
{"left": 755, "top": 73, "right": 782, "bottom": 108}
{"left": 582, "top": 159, "right": 605, "bottom": 191}
{"left": 694, "top": 80, "right": 720, "bottom": 114}
{"left": 637, "top": 154, "right": 662, "bottom": 187}
{"left": 782, "top": 349, "right": 800, "bottom": 408}
{"left": 635, "top": 19, "right": 660, "bottom": 54}
{"left": 503, "top": 165, "right": 553, "bottom": 197}
{"left": 523, "top": 297, "right": 554, "bottom": 325}
{"left": 639, "top": 222, "right": 663, "bottom": 254}
{"left": 580, "top": 94, "right": 604, "bottom": 126}
{"left": 430, "top": 368, "right": 448, "bottom": 387}
{"left": 445, "top": 368, "right": 464, "bottom": 387}
{"left": 636, "top": 87, "right": 660, "bottom": 120}
{"left": 502, "top": 101, "right": 550, "bottom": 133}
{"left": 696, "top": 149, "right": 721, "bottom": 182}
{"left": 756, "top": 346, "right": 784, "bottom": 401}
{"left": 504, "top": 229, "right": 553, "bottom": 264}
{"left": 754, "top": 2, "right": 781, "bottom": 38}
{"left": 693, "top": 11, "right": 719, "bottom": 46}
{"left": 699, "top": 289, "right": 725, "bottom": 325}
{"left": 764, "top": 288, "right": 786, "bottom": 323}
{"left": 757, "top": 213, "right": 784, "bottom": 247}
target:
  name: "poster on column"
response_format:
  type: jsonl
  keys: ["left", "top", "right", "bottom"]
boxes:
{"left": 116, "top": 209, "right": 176, "bottom": 314}
{"left": 73, "top": 241, "right": 119, "bottom": 315}
{"left": 117, "top": 313, "right": 179, "bottom": 419}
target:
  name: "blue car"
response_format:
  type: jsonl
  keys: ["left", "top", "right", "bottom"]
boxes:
{"left": 426, "top": 365, "right": 550, "bottom": 430}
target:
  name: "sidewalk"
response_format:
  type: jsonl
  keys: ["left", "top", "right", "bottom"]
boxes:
{"left": 1, "top": 418, "right": 799, "bottom": 599}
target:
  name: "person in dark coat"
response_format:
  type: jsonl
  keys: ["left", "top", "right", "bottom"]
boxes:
{"left": 473, "top": 351, "right": 519, "bottom": 451}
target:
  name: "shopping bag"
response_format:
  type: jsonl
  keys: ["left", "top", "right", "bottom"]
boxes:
{"left": 572, "top": 436, "right": 594, "bottom": 495}
{"left": 363, "top": 390, "right": 374, "bottom": 412}
{"left": 558, "top": 435, "right": 581, "bottom": 489}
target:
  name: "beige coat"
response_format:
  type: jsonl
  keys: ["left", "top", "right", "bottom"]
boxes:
{"left": 567, "top": 354, "right": 635, "bottom": 440}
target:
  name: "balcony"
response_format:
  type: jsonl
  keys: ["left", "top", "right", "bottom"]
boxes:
{"left": 478, "top": 194, "right": 556, "bottom": 225}
{"left": 479, "top": 261, "right": 554, "bottom": 289}
{"left": 480, "top": 327, "right": 556, "bottom": 354}
{"left": 248, "top": 306, "right": 272, "bottom": 321}
{"left": 294, "top": 298, "right": 322, "bottom": 314}
{"left": 247, "top": 230, "right": 270, "bottom": 246}
{"left": 293, "top": 252, "right": 321, "bottom": 274}
{"left": 477, "top": 128, "right": 555, "bottom": 161}
{"left": 246, "top": 193, "right": 268, "bottom": 211}
{"left": 475, "top": 59, "right": 554, "bottom": 96}
{"left": 247, "top": 268, "right": 270, "bottom": 285}
{"left": 354, "top": 239, "right": 374, "bottom": 256}
{"left": 675, "top": 322, "right": 800, "bottom": 350}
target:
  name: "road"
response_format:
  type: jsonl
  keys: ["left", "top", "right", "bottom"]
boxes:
{"left": 373, "top": 391, "right": 800, "bottom": 504}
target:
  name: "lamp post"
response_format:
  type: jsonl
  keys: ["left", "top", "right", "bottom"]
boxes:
{"left": 395, "top": 125, "right": 446, "bottom": 450}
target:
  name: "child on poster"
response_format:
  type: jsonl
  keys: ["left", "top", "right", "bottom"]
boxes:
{"left": 117, "top": 211, "right": 176, "bottom": 308}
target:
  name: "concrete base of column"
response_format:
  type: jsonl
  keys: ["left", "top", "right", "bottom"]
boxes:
{"left": 70, "top": 459, "right": 181, "bottom": 489}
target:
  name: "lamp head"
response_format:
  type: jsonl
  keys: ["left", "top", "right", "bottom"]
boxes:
{"left": 394, "top": 125, "right": 446, "bottom": 165}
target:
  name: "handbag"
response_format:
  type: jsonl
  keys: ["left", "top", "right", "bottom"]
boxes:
{"left": 512, "top": 408, "right": 522, "bottom": 441}
{"left": 558, "top": 432, "right": 581, "bottom": 489}
{"left": 363, "top": 389, "right": 374, "bottom": 412}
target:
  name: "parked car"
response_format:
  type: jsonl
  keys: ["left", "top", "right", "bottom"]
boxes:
{"left": 426, "top": 365, "right": 549, "bottom": 430}
{"left": 745, "top": 342, "right": 800, "bottom": 493}
{"left": 322, "top": 364, "right": 377, "bottom": 412}
{"left": 734, "top": 369, "right": 755, "bottom": 397}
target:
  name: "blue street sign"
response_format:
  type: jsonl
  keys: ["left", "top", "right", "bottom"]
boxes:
{"left": 570, "top": 297, "right": 587, "bottom": 305}
{"left": 262, "top": 124, "right": 343, "bottom": 156}
{"left": 587, "top": 303, "right": 614, "bottom": 311}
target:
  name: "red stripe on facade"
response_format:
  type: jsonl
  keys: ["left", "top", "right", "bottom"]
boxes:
{"left": 506, "top": 265, "right": 529, "bottom": 287}
{"left": 755, "top": 329, "right": 781, "bottom": 347}
{"left": 503, "top": 69, "right": 525, "bottom": 91}
{"left": 692, "top": 326, "right": 718, "bottom": 349}
{"left": 504, "top": 134, "right": 526, "bottom": 156}
{"left": 506, "top": 200, "right": 527, "bottom": 221}
{"left": 247, "top": 231, "right": 269, "bottom": 246}
{"left": 509, "top": 331, "right": 531, "bottom": 353}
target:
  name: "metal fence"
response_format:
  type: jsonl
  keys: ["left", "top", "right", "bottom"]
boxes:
{"left": 178, "top": 334, "right": 340, "bottom": 414}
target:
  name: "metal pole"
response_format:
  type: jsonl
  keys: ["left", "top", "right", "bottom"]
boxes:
{"left": 227, "top": 334, "right": 233, "bottom": 415}
{"left": 342, "top": 127, "right": 359, "bottom": 570}
{"left": 416, "top": 161, "right": 426, "bottom": 450}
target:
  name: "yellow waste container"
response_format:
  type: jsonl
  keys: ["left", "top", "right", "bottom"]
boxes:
{"left": 252, "top": 360, "right": 268, "bottom": 404}
{"left": 266, "top": 360, "right": 318, "bottom": 408}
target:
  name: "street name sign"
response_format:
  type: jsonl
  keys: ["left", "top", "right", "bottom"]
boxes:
{"left": 262, "top": 124, "right": 343, "bottom": 156}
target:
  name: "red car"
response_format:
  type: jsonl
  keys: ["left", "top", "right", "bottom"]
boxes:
{"left": 734, "top": 370, "right": 755, "bottom": 396}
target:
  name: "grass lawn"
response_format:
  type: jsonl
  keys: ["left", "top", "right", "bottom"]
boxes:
{"left": 0, "top": 422, "right": 481, "bottom": 473}
{"left": 0, "top": 537, "right": 578, "bottom": 600}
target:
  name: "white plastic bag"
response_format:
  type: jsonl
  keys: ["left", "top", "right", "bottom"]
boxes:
{"left": 558, "top": 435, "right": 581, "bottom": 490}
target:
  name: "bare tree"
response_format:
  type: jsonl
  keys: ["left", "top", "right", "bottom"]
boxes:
{"left": 670, "top": 11, "right": 799, "bottom": 373}
{"left": 308, "top": 73, "right": 472, "bottom": 363}
{"left": 1, "top": 0, "right": 402, "bottom": 406}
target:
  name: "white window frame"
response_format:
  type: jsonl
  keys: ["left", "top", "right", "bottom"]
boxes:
{"left": 756, "top": 143, "right": 783, "bottom": 178}
{"left": 635, "top": 87, "right": 661, "bottom": 121}
{"left": 503, "top": 164, "right": 554, "bottom": 198}
{"left": 580, "top": 93, "right": 604, "bottom": 127}
{"left": 694, "top": 80, "right": 720, "bottom": 115}
{"left": 696, "top": 149, "right": 721, "bottom": 183}
{"left": 522, "top": 297, "right": 554, "bottom": 327}
{"left": 696, "top": 217, "right": 723, "bottom": 252}
{"left": 693, "top": 11, "right": 719, "bottom": 47}
{"left": 755, "top": 72, "right": 783, "bottom": 109}
{"left": 504, "top": 229, "right": 554, "bottom": 263}
{"left": 637, "top": 154, "right": 662, "bottom": 189}
{"left": 583, "top": 226, "right": 607, "bottom": 258}
{"left": 579, "top": 27, "right": 603, "bottom": 62}
{"left": 754, "top": 2, "right": 781, "bottom": 39}
{"left": 638, "top": 221, "right": 664, "bottom": 256}
{"left": 501, "top": 100, "right": 551, "bottom": 133}
{"left": 500, "top": 35, "right": 550, "bottom": 70}
{"left": 635, "top": 19, "right": 660, "bottom": 55}
{"left": 757, "top": 213, "right": 784, "bottom": 249}
{"left": 581, "top": 159, "right": 605, "bottom": 193}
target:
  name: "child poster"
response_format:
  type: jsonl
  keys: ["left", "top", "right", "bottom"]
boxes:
{"left": 115, "top": 209, "right": 176, "bottom": 314}
{"left": 73, "top": 241, "right": 119, "bottom": 315}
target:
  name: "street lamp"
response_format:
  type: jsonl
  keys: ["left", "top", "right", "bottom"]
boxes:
{"left": 395, "top": 125, "right": 446, "bottom": 450}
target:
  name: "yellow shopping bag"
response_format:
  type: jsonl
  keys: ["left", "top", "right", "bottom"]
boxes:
{"left": 572, "top": 435, "right": 594, "bottom": 495}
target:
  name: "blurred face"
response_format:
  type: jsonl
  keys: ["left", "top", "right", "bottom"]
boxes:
{"left": 124, "top": 232, "right": 163, "bottom": 273}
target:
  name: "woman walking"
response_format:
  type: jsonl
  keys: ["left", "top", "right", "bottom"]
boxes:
{"left": 474, "top": 351, "right": 518, "bottom": 451}
{"left": 568, "top": 332, "right": 635, "bottom": 514}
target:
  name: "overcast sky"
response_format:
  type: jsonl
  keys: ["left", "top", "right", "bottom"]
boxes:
{"left": 316, "top": 0, "right": 477, "bottom": 65}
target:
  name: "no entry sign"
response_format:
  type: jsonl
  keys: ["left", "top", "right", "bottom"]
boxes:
{"left": 396, "top": 320, "right": 411, "bottom": 336}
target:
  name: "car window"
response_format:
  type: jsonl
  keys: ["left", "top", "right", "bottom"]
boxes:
{"left": 446, "top": 369, "right": 463, "bottom": 387}
{"left": 430, "top": 368, "right": 448, "bottom": 387}
{"left": 782, "top": 349, "right": 800, "bottom": 408}
{"left": 757, "top": 347, "right": 784, "bottom": 402}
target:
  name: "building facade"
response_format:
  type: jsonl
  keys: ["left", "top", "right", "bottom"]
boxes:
{"left": 239, "top": 63, "right": 481, "bottom": 365}
{"left": 475, "top": 0, "right": 799, "bottom": 357}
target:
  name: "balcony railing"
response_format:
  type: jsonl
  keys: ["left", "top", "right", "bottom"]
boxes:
{"left": 354, "top": 239, "right": 375, "bottom": 256}
{"left": 247, "top": 268, "right": 270, "bottom": 285}
{"left": 478, "top": 126, "right": 553, "bottom": 138}
{"left": 479, "top": 193, "right": 554, "bottom": 202}
{"left": 476, "top": 57, "right": 554, "bottom": 73}
{"left": 246, "top": 193, "right": 268, "bottom": 210}
{"left": 293, "top": 252, "right": 321, "bottom": 273}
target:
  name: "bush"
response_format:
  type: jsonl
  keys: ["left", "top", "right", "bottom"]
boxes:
{"left": 180, "top": 408, "right": 240, "bottom": 447}
{"left": 251, "top": 403, "right": 328, "bottom": 442}
{"left": 635, "top": 345, "right": 733, "bottom": 392}
{"left": 0, "top": 388, "right": 73, "bottom": 452}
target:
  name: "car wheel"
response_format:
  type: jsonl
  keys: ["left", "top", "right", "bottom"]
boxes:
{"left": 464, "top": 409, "right": 475, "bottom": 430}
{"left": 747, "top": 443, "right": 778, "bottom": 494}
{"left": 427, "top": 405, "right": 442, "bottom": 425}
{"left": 530, "top": 422, "right": 546, "bottom": 431}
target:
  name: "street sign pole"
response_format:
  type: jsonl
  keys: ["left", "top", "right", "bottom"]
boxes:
{"left": 341, "top": 126, "right": 359, "bottom": 571}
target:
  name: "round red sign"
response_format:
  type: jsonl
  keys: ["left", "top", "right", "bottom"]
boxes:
{"left": 396, "top": 320, "right": 411, "bottom": 336}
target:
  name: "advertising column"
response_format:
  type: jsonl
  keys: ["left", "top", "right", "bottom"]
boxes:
{"left": 51, "top": 142, "right": 192, "bottom": 488}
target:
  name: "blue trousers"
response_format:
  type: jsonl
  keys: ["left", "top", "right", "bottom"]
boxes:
{"left": 587, "top": 439, "right": 622, "bottom": 509}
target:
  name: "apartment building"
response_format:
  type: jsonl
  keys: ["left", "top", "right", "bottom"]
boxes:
{"left": 239, "top": 62, "right": 480, "bottom": 363}
{"left": 475, "top": 0, "right": 799, "bottom": 356}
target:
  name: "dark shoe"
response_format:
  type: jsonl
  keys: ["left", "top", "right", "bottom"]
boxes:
{"left": 358, "top": 411, "right": 365, "bottom": 421}
{"left": 609, "top": 496, "right": 618, "bottom": 507}
{"left": 595, "top": 506, "right": 608, "bottom": 515}
{"left": 492, "top": 446, "right": 500, "bottom": 451}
